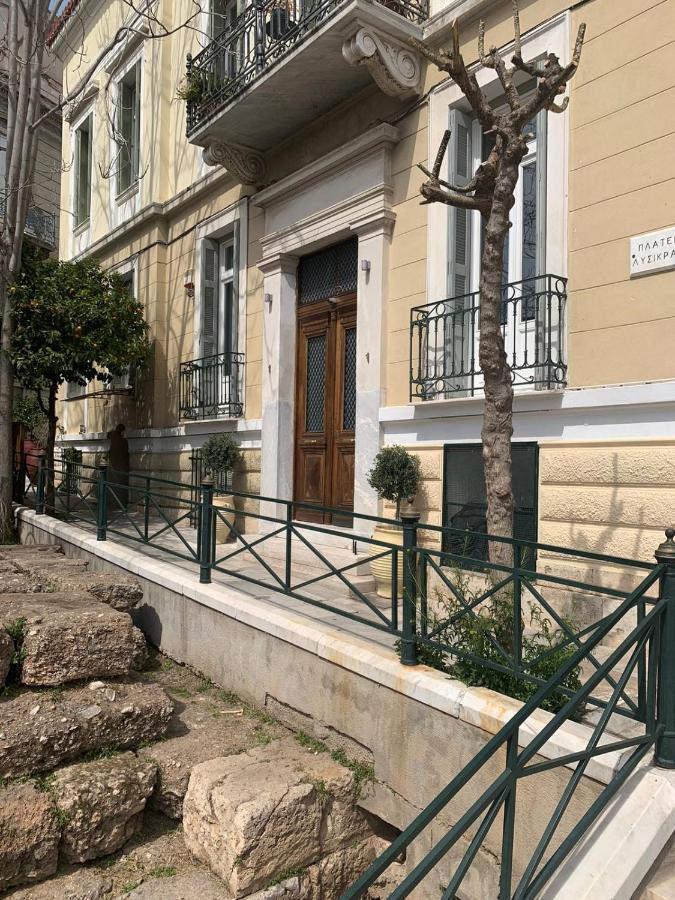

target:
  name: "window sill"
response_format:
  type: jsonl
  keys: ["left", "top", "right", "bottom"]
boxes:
{"left": 115, "top": 181, "right": 139, "bottom": 205}
{"left": 73, "top": 219, "right": 90, "bottom": 237}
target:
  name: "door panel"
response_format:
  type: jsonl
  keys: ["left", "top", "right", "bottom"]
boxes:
{"left": 294, "top": 296, "right": 356, "bottom": 523}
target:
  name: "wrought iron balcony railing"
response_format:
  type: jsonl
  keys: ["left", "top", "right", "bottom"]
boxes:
{"left": 25, "top": 204, "right": 57, "bottom": 249}
{"left": 179, "top": 351, "right": 245, "bottom": 421}
{"left": 185, "top": 0, "right": 428, "bottom": 135}
{"left": 0, "top": 200, "right": 57, "bottom": 249}
{"left": 410, "top": 274, "right": 567, "bottom": 401}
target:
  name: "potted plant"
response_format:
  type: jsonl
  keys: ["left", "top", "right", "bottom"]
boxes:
{"left": 201, "top": 433, "right": 240, "bottom": 544}
{"left": 13, "top": 394, "right": 45, "bottom": 479}
{"left": 367, "top": 445, "right": 421, "bottom": 599}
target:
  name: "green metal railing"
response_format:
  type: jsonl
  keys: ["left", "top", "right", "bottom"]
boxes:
{"left": 15, "top": 454, "right": 675, "bottom": 896}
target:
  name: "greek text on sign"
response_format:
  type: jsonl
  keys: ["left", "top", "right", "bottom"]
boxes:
{"left": 630, "top": 225, "right": 675, "bottom": 277}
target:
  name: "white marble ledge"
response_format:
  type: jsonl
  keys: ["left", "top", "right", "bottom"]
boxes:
{"left": 17, "top": 507, "right": 650, "bottom": 787}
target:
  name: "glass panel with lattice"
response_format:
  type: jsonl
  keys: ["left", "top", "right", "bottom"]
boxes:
{"left": 343, "top": 327, "right": 356, "bottom": 431}
{"left": 305, "top": 334, "right": 326, "bottom": 432}
{"left": 298, "top": 238, "right": 358, "bottom": 305}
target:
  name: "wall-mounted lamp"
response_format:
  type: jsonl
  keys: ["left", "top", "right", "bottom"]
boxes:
{"left": 360, "top": 259, "right": 371, "bottom": 272}
{"left": 184, "top": 269, "right": 195, "bottom": 299}
{"left": 264, "top": 292, "right": 273, "bottom": 308}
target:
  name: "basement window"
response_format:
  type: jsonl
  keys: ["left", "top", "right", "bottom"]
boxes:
{"left": 442, "top": 443, "right": 538, "bottom": 565}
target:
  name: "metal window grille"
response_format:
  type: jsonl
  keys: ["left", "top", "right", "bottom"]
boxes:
{"left": 298, "top": 238, "right": 358, "bottom": 305}
{"left": 442, "top": 443, "right": 538, "bottom": 564}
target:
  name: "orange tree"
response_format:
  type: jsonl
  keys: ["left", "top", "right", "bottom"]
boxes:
{"left": 10, "top": 246, "right": 148, "bottom": 502}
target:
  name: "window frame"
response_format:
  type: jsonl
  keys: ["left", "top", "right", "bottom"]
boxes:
{"left": 114, "top": 55, "right": 142, "bottom": 198}
{"left": 426, "top": 12, "right": 569, "bottom": 307}
{"left": 73, "top": 111, "right": 93, "bottom": 230}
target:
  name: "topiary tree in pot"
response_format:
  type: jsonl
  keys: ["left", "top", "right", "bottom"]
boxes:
{"left": 367, "top": 445, "right": 421, "bottom": 599}
{"left": 201, "top": 433, "right": 240, "bottom": 544}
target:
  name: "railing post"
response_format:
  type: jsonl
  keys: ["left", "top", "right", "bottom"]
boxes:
{"left": 199, "top": 478, "right": 215, "bottom": 584}
{"left": 96, "top": 464, "right": 108, "bottom": 541}
{"left": 400, "top": 507, "right": 420, "bottom": 666}
{"left": 65, "top": 458, "right": 74, "bottom": 520}
{"left": 285, "top": 501, "right": 293, "bottom": 590}
{"left": 36, "top": 455, "right": 46, "bottom": 515}
{"left": 144, "top": 476, "right": 151, "bottom": 541}
{"left": 655, "top": 529, "right": 675, "bottom": 767}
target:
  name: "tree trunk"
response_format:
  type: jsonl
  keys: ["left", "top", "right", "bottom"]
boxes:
{"left": 478, "top": 140, "right": 527, "bottom": 567}
{"left": 45, "top": 383, "right": 58, "bottom": 512}
{"left": 0, "top": 275, "right": 15, "bottom": 542}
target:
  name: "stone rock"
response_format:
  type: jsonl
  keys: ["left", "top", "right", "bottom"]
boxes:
{"left": 0, "top": 544, "right": 63, "bottom": 559}
{"left": 123, "top": 871, "right": 231, "bottom": 899}
{"left": 301, "top": 838, "right": 379, "bottom": 899}
{"left": 139, "top": 691, "right": 284, "bottom": 820}
{"left": 0, "top": 627, "right": 14, "bottom": 685}
{"left": 131, "top": 626, "right": 149, "bottom": 671}
{"left": 0, "top": 568, "right": 44, "bottom": 593}
{"left": 54, "top": 752, "right": 157, "bottom": 863}
{"left": 0, "top": 679, "right": 174, "bottom": 777}
{"left": 12, "top": 556, "right": 89, "bottom": 574}
{"left": 0, "top": 781, "right": 60, "bottom": 891}
{"left": 183, "top": 738, "right": 372, "bottom": 897}
{"left": 44, "top": 571, "right": 143, "bottom": 612}
{"left": 7, "top": 871, "right": 114, "bottom": 899}
{"left": 0, "top": 593, "right": 136, "bottom": 685}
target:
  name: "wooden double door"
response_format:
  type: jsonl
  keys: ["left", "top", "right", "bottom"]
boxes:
{"left": 294, "top": 295, "right": 356, "bottom": 524}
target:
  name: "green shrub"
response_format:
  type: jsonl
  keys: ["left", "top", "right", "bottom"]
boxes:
{"left": 407, "top": 566, "right": 583, "bottom": 716}
{"left": 13, "top": 395, "right": 45, "bottom": 435}
{"left": 201, "top": 433, "right": 240, "bottom": 482}
{"left": 367, "top": 445, "right": 421, "bottom": 518}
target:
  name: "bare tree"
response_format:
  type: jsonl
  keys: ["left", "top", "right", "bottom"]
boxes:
{"left": 414, "top": 2, "right": 585, "bottom": 564}
{"left": 0, "top": 0, "right": 207, "bottom": 540}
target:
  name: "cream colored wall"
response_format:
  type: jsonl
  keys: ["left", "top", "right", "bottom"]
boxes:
{"left": 385, "top": 0, "right": 675, "bottom": 403}
{"left": 539, "top": 438, "right": 675, "bottom": 565}
{"left": 58, "top": 0, "right": 211, "bottom": 254}
{"left": 567, "top": 0, "right": 675, "bottom": 388}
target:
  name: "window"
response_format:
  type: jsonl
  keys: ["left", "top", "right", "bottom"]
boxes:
{"left": 74, "top": 114, "right": 92, "bottom": 228}
{"left": 442, "top": 443, "right": 538, "bottom": 565}
{"left": 211, "top": 0, "right": 239, "bottom": 38}
{"left": 116, "top": 61, "right": 141, "bottom": 195}
{"left": 108, "top": 270, "right": 135, "bottom": 391}
{"left": 200, "top": 230, "right": 238, "bottom": 360}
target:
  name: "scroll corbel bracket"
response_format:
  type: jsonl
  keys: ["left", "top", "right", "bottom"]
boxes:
{"left": 342, "top": 28, "right": 423, "bottom": 99}
{"left": 202, "top": 141, "right": 266, "bottom": 186}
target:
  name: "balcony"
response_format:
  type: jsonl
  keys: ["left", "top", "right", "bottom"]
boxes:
{"left": 185, "top": 0, "right": 426, "bottom": 180}
{"left": 179, "top": 351, "right": 245, "bottom": 421}
{"left": 0, "top": 201, "right": 56, "bottom": 250}
{"left": 410, "top": 275, "right": 567, "bottom": 402}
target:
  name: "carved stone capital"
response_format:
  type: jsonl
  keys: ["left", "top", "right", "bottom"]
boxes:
{"left": 202, "top": 141, "right": 266, "bottom": 186}
{"left": 342, "top": 28, "right": 422, "bottom": 99}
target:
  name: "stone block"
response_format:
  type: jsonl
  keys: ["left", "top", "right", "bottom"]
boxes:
{"left": 131, "top": 626, "right": 150, "bottom": 670}
{"left": 0, "top": 593, "right": 135, "bottom": 685}
{"left": 183, "top": 738, "right": 372, "bottom": 897}
{"left": 0, "top": 568, "right": 44, "bottom": 593}
{"left": 0, "top": 680, "right": 174, "bottom": 777}
{"left": 12, "top": 556, "right": 89, "bottom": 574}
{"left": 44, "top": 571, "right": 143, "bottom": 612}
{"left": 0, "top": 627, "right": 13, "bottom": 685}
{"left": 0, "top": 781, "right": 60, "bottom": 892}
{"left": 124, "top": 871, "right": 233, "bottom": 899}
{"left": 0, "top": 544, "right": 63, "bottom": 559}
{"left": 54, "top": 752, "right": 157, "bottom": 863}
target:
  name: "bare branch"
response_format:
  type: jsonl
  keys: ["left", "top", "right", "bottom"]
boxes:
{"left": 512, "top": 0, "right": 522, "bottom": 59}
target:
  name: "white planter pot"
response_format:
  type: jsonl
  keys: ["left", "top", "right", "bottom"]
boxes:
{"left": 213, "top": 493, "right": 237, "bottom": 544}
{"left": 370, "top": 522, "right": 404, "bottom": 599}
